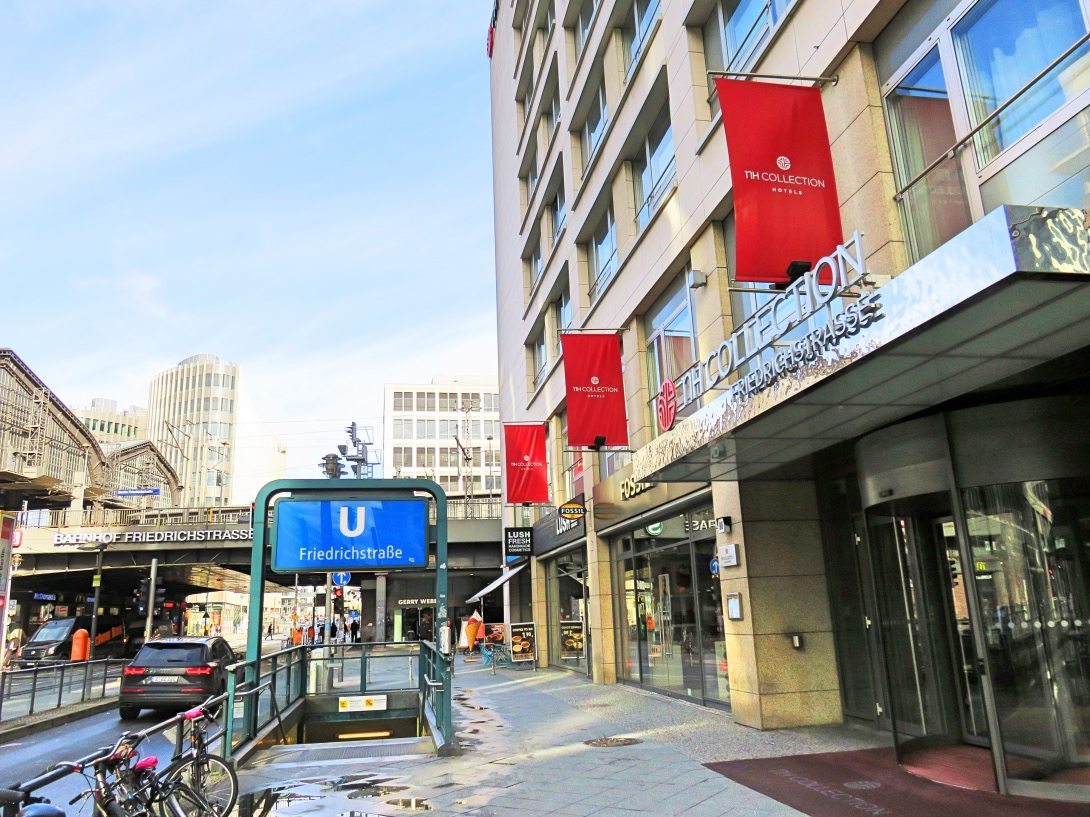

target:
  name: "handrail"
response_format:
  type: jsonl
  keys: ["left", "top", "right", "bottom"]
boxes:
{"left": 894, "top": 31, "right": 1090, "bottom": 202}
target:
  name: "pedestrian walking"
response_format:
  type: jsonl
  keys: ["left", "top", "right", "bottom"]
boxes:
{"left": 350, "top": 619, "right": 359, "bottom": 643}
{"left": 266, "top": 622, "right": 273, "bottom": 640}
{"left": 330, "top": 621, "right": 338, "bottom": 642}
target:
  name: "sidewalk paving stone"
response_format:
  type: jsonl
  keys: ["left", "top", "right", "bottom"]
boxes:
{"left": 236, "top": 655, "right": 889, "bottom": 817}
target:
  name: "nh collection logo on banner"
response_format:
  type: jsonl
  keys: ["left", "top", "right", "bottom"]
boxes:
{"left": 715, "top": 79, "right": 843, "bottom": 284}
{"left": 503, "top": 424, "right": 549, "bottom": 504}
{"left": 559, "top": 332, "right": 629, "bottom": 448}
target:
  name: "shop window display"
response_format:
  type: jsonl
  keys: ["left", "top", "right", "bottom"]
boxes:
{"left": 614, "top": 505, "right": 729, "bottom": 707}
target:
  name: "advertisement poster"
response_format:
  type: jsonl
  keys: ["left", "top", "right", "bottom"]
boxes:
{"left": 509, "top": 622, "right": 536, "bottom": 662}
{"left": 485, "top": 623, "right": 505, "bottom": 645}
{"left": 559, "top": 620, "right": 585, "bottom": 659}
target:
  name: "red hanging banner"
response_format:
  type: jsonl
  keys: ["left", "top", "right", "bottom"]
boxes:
{"left": 559, "top": 332, "right": 629, "bottom": 448}
{"left": 715, "top": 78, "right": 843, "bottom": 285}
{"left": 503, "top": 424, "right": 549, "bottom": 504}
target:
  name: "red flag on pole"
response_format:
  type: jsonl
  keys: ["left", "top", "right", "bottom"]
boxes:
{"left": 503, "top": 424, "right": 549, "bottom": 504}
{"left": 715, "top": 78, "right": 843, "bottom": 284}
{"left": 560, "top": 332, "right": 628, "bottom": 448}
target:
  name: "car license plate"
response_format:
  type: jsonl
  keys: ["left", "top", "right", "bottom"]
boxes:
{"left": 148, "top": 675, "right": 178, "bottom": 683}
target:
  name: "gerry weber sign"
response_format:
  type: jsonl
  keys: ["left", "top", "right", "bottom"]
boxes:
{"left": 660, "top": 231, "right": 882, "bottom": 426}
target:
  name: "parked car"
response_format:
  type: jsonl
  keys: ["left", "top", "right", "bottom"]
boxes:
{"left": 16, "top": 615, "right": 127, "bottom": 667}
{"left": 118, "top": 636, "right": 236, "bottom": 720}
{"left": 124, "top": 620, "right": 177, "bottom": 658}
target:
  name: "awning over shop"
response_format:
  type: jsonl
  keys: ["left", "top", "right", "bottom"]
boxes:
{"left": 466, "top": 562, "right": 527, "bottom": 604}
{"left": 633, "top": 206, "right": 1090, "bottom": 484}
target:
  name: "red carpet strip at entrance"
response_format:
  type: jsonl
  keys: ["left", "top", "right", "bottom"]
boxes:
{"left": 703, "top": 747, "right": 1090, "bottom": 817}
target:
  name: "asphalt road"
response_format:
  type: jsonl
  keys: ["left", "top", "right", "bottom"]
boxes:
{"left": 0, "top": 708, "right": 183, "bottom": 817}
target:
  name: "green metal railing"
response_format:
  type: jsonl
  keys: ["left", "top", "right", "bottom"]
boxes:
{"left": 219, "top": 641, "right": 452, "bottom": 759}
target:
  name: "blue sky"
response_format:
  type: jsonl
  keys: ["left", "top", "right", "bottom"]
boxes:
{"left": 0, "top": 1, "right": 497, "bottom": 479}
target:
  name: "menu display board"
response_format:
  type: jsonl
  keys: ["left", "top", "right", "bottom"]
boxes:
{"left": 509, "top": 622, "right": 536, "bottom": 662}
{"left": 484, "top": 623, "right": 505, "bottom": 645}
{"left": 559, "top": 620, "right": 585, "bottom": 658}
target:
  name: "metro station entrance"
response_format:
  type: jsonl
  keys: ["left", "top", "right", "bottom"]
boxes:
{"left": 850, "top": 401, "right": 1090, "bottom": 800}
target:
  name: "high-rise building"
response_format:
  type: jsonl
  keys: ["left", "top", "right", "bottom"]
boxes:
{"left": 490, "top": 0, "right": 1090, "bottom": 802}
{"left": 74, "top": 398, "right": 147, "bottom": 445}
{"left": 383, "top": 378, "right": 501, "bottom": 498}
{"left": 147, "top": 355, "right": 240, "bottom": 507}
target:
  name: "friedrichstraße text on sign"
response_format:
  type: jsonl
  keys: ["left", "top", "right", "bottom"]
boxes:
{"left": 668, "top": 231, "right": 883, "bottom": 416}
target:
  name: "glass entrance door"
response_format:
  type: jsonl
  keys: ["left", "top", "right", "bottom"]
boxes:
{"left": 963, "top": 478, "right": 1090, "bottom": 790}
{"left": 867, "top": 492, "right": 991, "bottom": 770}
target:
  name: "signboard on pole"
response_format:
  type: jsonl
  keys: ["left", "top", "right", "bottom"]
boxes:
{"left": 503, "top": 527, "right": 533, "bottom": 564}
{"left": 271, "top": 499, "right": 427, "bottom": 573}
{"left": 509, "top": 622, "right": 536, "bottom": 662}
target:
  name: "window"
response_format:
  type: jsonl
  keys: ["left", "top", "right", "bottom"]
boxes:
{"left": 393, "top": 391, "right": 410, "bottom": 411}
{"left": 559, "top": 413, "right": 584, "bottom": 500}
{"left": 415, "top": 392, "right": 435, "bottom": 411}
{"left": 392, "top": 419, "right": 413, "bottom": 439}
{"left": 416, "top": 447, "right": 436, "bottom": 469}
{"left": 622, "top": 0, "right": 661, "bottom": 82}
{"left": 703, "top": 0, "right": 790, "bottom": 113}
{"left": 588, "top": 205, "right": 618, "bottom": 299}
{"left": 644, "top": 275, "right": 697, "bottom": 432}
{"left": 632, "top": 105, "right": 675, "bottom": 231}
{"left": 528, "top": 238, "right": 544, "bottom": 289}
{"left": 416, "top": 419, "right": 436, "bottom": 439}
{"left": 882, "top": 0, "right": 1090, "bottom": 261}
{"left": 546, "top": 89, "right": 561, "bottom": 136}
{"left": 532, "top": 332, "right": 549, "bottom": 388}
{"left": 439, "top": 447, "right": 459, "bottom": 468}
{"left": 553, "top": 289, "right": 573, "bottom": 356}
{"left": 393, "top": 447, "right": 413, "bottom": 470}
{"left": 581, "top": 81, "right": 608, "bottom": 170}
{"left": 548, "top": 187, "right": 567, "bottom": 242}
{"left": 526, "top": 139, "right": 540, "bottom": 195}
{"left": 574, "top": 0, "right": 599, "bottom": 55}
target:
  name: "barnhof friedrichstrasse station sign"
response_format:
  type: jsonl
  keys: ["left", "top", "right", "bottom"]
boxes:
{"left": 53, "top": 528, "right": 252, "bottom": 545}
{"left": 661, "top": 231, "right": 883, "bottom": 428}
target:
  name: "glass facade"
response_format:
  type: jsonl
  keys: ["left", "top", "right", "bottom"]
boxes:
{"left": 545, "top": 546, "right": 589, "bottom": 674}
{"left": 613, "top": 504, "right": 728, "bottom": 707}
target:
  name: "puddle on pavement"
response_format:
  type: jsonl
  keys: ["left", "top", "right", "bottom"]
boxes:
{"left": 237, "top": 775, "right": 418, "bottom": 816}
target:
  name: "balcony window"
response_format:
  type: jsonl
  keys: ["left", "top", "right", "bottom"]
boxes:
{"left": 704, "top": 0, "right": 792, "bottom": 114}
{"left": 558, "top": 413, "right": 584, "bottom": 500}
{"left": 588, "top": 206, "right": 618, "bottom": 300}
{"left": 553, "top": 288, "right": 573, "bottom": 356}
{"left": 546, "top": 90, "right": 561, "bottom": 137}
{"left": 528, "top": 239, "right": 544, "bottom": 289}
{"left": 549, "top": 187, "right": 567, "bottom": 242}
{"left": 632, "top": 106, "right": 676, "bottom": 231}
{"left": 581, "top": 81, "right": 608, "bottom": 171}
{"left": 575, "top": 0, "right": 599, "bottom": 56}
{"left": 644, "top": 275, "right": 696, "bottom": 433}
{"left": 532, "top": 333, "right": 549, "bottom": 388}
{"left": 622, "top": 0, "right": 661, "bottom": 82}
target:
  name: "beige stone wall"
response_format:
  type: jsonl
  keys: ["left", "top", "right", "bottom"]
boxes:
{"left": 714, "top": 478, "right": 841, "bottom": 729}
{"left": 491, "top": 0, "right": 911, "bottom": 723}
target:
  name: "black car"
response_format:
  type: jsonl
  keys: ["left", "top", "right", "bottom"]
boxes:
{"left": 118, "top": 636, "right": 236, "bottom": 720}
{"left": 17, "top": 615, "right": 127, "bottom": 666}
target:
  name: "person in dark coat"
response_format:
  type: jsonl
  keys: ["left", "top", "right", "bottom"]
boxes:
{"left": 350, "top": 619, "right": 360, "bottom": 643}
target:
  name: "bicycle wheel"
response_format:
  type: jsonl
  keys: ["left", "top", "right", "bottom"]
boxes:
{"left": 162, "top": 755, "right": 237, "bottom": 817}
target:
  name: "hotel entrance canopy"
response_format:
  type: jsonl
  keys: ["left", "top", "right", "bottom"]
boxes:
{"left": 633, "top": 206, "right": 1090, "bottom": 484}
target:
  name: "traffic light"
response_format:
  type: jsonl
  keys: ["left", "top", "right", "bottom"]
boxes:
{"left": 320, "top": 453, "right": 345, "bottom": 479}
{"left": 333, "top": 587, "right": 344, "bottom": 614}
{"left": 153, "top": 576, "right": 166, "bottom": 608}
{"left": 346, "top": 422, "right": 359, "bottom": 446}
{"left": 138, "top": 578, "right": 151, "bottom": 614}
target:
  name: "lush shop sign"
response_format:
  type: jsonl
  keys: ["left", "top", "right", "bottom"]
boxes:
{"left": 662, "top": 231, "right": 883, "bottom": 420}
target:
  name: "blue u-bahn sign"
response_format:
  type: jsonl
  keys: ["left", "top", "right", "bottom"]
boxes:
{"left": 271, "top": 498, "right": 427, "bottom": 573}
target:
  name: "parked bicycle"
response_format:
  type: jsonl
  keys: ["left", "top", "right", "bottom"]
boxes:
{"left": 1, "top": 698, "right": 237, "bottom": 817}
{"left": 480, "top": 642, "right": 512, "bottom": 675}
